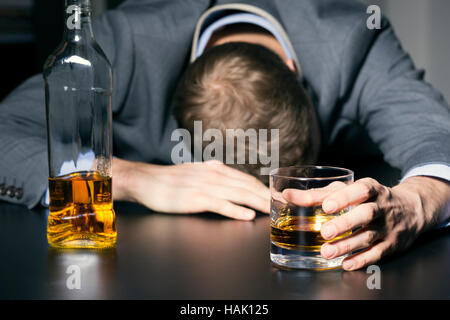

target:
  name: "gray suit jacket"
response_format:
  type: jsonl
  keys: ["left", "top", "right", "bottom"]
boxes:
{"left": 1, "top": 0, "right": 449, "bottom": 208}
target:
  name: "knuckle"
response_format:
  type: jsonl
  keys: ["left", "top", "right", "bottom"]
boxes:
{"left": 329, "top": 181, "right": 347, "bottom": 190}
{"left": 354, "top": 256, "right": 365, "bottom": 269}
{"left": 363, "top": 177, "right": 379, "bottom": 187}
{"left": 339, "top": 241, "right": 352, "bottom": 255}
{"left": 365, "top": 230, "right": 376, "bottom": 246}
{"left": 332, "top": 218, "right": 345, "bottom": 233}
{"left": 214, "top": 200, "right": 227, "bottom": 213}
{"left": 373, "top": 246, "right": 384, "bottom": 261}
{"left": 365, "top": 205, "right": 376, "bottom": 221}
{"left": 378, "top": 185, "right": 393, "bottom": 201}
{"left": 340, "top": 216, "right": 353, "bottom": 232}
{"left": 374, "top": 201, "right": 383, "bottom": 215}
{"left": 359, "top": 178, "right": 379, "bottom": 197}
{"left": 360, "top": 184, "right": 372, "bottom": 199}
{"left": 383, "top": 185, "right": 392, "bottom": 197}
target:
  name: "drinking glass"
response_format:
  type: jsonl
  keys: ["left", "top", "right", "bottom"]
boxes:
{"left": 270, "top": 166, "right": 354, "bottom": 270}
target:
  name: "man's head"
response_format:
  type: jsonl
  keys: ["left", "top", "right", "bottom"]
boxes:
{"left": 173, "top": 41, "right": 320, "bottom": 184}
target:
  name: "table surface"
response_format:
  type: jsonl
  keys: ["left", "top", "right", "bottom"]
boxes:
{"left": 0, "top": 201, "right": 449, "bottom": 300}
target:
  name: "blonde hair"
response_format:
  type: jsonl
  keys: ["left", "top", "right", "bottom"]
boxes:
{"left": 174, "top": 42, "right": 317, "bottom": 184}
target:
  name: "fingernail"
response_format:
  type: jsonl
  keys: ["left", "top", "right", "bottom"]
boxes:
{"left": 323, "top": 200, "right": 337, "bottom": 212}
{"left": 343, "top": 260, "right": 354, "bottom": 270}
{"left": 321, "top": 224, "right": 337, "bottom": 239}
{"left": 321, "top": 244, "right": 337, "bottom": 259}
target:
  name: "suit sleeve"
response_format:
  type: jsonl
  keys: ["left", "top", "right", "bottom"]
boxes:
{"left": 343, "top": 18, "right": 450, "bottom": 178}
{"left": 0, "top": 9, "right": 133, "bottom": 209}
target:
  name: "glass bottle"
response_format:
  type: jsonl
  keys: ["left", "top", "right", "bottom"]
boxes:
{"left": 44, "top": 0, "right": 116, "bottom": 248}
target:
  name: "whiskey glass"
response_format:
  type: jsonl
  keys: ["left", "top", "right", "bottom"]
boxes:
{"left": 270, "top": 166, "right": 354, "bottom": 270}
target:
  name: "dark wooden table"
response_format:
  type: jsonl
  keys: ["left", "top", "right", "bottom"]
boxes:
{"left": 0, "top": 200, "right": 449, "bottom": 300}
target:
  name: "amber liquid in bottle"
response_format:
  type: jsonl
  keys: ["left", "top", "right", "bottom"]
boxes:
{"left": 47, "top": 171, "right": 116, "bottom": 248}
{"left": 44, "top": 0, "right": 115, "bottom": 249}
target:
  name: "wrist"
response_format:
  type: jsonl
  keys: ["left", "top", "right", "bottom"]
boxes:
{"left": 112, "top": 157, "right": 164, "bottom": 205}
{"left": 112, "top": 157, "right": 138, "bottom": 202}
{"left": 398, "top": 176, "right": 450, "bottom": 231}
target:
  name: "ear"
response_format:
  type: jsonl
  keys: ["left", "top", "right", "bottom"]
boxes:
{"left": 285, "top": 59, "right": 296, "bottom": 73}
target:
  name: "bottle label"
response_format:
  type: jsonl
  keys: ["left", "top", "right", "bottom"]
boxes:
{"left": 66, "top": 5, "right": 81, "bottom": 30}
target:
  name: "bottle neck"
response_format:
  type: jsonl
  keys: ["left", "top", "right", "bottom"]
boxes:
{"left": 63, "top": 0, "right": 94, "bottom": 43}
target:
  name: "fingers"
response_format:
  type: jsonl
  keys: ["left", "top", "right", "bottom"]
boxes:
{"left": 202, "top": 161, "right": 271, "bottom": 213}
{"left": 320, "top": 223, "right": 392, "bottom": 271}
{"left": 204, "top": 184, "right": 270, "bottom": 214}
{"left": 277, "top": 176, "right": 409, "bottom": 271}
{"left": 205, "top": 198, "right": 256, "bottom": 221}
{"left": 320, "top": 202, "right": 383, "bottom": 240}
{"left": 341, "top": 240, "right": 392, "bottom": 271}
{"left": 281, "top": 181, "right": 347, "bottom": 207}
{"left": 322, "top": 178, "right": 385, "bottom": 213}
{"left": 183, "top": 161, "right": 270, "bottom": 216}
{"left": 321, "top": 226, "right": 385, "bottom": 260}
{"left": 206, "top": 161, "right": 271, "bottom": 200}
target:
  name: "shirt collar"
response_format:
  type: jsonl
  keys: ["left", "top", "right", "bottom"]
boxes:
{"left": 190, "top": 3, "right": 303, "bottom": 79}
{"left": 196, "top": 12, "right": 295, "bottom": 61}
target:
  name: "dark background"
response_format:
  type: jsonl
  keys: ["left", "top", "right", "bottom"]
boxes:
{"left": 0, "top": 0, "right": 125, "bottom": 101}
{"left": 1, "top": 0, "right": 449, "bottom": 104}
{"left": 1, "top": 0, "right": 449, "bottom": 183}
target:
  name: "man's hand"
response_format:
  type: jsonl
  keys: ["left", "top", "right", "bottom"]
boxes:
{"left": 282, "top": 176, "right": 450, "bottom": 271}
{"left": 112, "top": 158, "right": 270, "bottom": 220}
